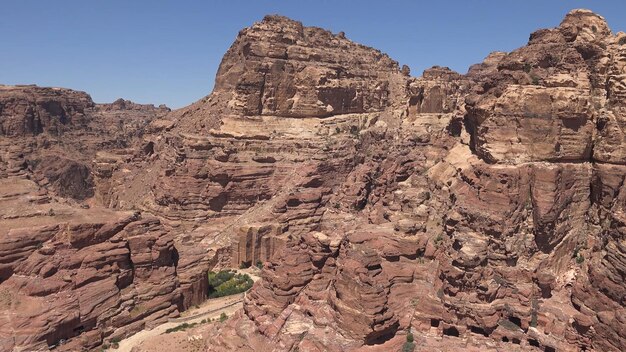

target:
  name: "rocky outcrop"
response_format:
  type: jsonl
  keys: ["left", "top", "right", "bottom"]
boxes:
{"left": 465, "top": 9, "right": 621, "bottom": 165}
{"left": 0, "top": 89, "right": 179, "bottom": 351}
{"left": 30, "top": 155, "right": 95, "bottom": 200}
{"left": 0, "top": 179, "right": 181, "bottom": 351}
{"left": 99, "top": 98, "right": 170, "bottom": 113}
{"left": 2, "top": 8, "right": 626, "bottom": 352}
{"left": 213, "top": 15, "right": 405, "bottom": 118}
{"left": 0, "top": 85, "right": 94, "bottom": 136}
{"left": 197, "top": 9, "right": 626, "bottom": 352}
{"left": 109, "top": 15, "right": 405, "bottom": 269}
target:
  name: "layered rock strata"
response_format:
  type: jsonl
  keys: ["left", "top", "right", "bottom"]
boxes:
{"left": 195, "top": 10, "right": 626, "bottom": 352}
{"left": 1, "top": 9, "right": 626, "bottom": 352}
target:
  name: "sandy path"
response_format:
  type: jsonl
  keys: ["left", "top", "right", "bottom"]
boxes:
{"left": 115, "top": 269, "right": 261, "bottom": 352}
{"left": 115, "top": 295, "right": 243, "bottom": 352}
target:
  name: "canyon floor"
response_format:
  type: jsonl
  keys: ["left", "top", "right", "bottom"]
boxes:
{"left": 1, "top": 8, "right": 626, "bottom": 352}
{"left": 115, "top": 295, "right": 243, "bottom": 352}
{"left": 115, "top": 268, "right": 259, "bottom": 352}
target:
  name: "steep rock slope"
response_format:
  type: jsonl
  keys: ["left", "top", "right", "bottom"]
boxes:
{"left": 0, "top": 85, "right": 94, "bottom": 137}
{"left": 0, "top": 87, "right": 177, "bottom": 351}
{"left": 98, "top": 15, "right": 411, "bottom": 280}
{"left": 188, "top": 10, "right": 626, "bottom": 352}
{"left": 1, "top": 9, "right": 626, "bottom": 352}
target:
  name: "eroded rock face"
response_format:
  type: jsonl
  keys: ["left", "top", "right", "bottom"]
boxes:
{"left": 198, "top": 10, "right": 626, "bottom": 352}
{"left": 0, "top": 180, "right": 181, "bottom": 351}
{"left": 106, "top": 14, "right": 409, "bottom": 274}
{"left": 213, "top": 15, "right": 405, "bottom": 118}
{"left": 2, "top": 8, "right": 626, "bottom": 352}
{"left": 30, "top": 155, "right": 95, "bottom": 200}
{"left": 0, "top": 85, "right": 94, "bottom": 136}
{"left": 0, "top": 88, "right": 178, "bottom": 350}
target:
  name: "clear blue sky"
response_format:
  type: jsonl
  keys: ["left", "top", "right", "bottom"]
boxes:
{"left": 1, "top": 1, "right": 625, "bottom": 108}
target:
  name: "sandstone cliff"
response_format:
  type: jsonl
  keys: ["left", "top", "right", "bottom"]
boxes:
{"left": 192, "top": 10, "right": 626, "bottom": 352}
{"left": 1, "top": 8, "right": 625, "bottom": 352}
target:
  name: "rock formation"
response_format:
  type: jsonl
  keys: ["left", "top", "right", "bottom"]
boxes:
{"left": 0, "top": 87, "right": 178, "bottom": 351}
{"left": 195, "top": 10, "right": 626, "bottom": 352}
{"left": 1, "top": 8, "right": 626, "bottom": 352}
{"left": 0, "top": 85, "right": 93, "bottom": 137}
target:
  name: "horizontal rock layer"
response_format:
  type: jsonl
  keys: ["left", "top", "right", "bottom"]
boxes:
{"left": 1, "top": 8, "right": 626, "bottom": 352}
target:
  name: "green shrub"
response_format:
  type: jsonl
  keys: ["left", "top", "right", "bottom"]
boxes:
{"left": 523, "top": 63, "right": 532, "bottom": 73}
{"left": 402, "top": 341, "right": 416, "bottom": 352}
{"left": 530, "top": 298, "right": 539, "bottom": 327}
{"left": 530, "top": 74, "right": 540, "bottom": 85}
{"left": 208, "top": 270, "right": 235, "bottom": 289}
{"left": 256, "top": 260, "right": 263, "bottom": 269}
{"left": 165, "top": 322, "right": 198, "bottom": 334}
{"left": 576, "top": 253, "right": 585, "bottom": 264}
{"left": 220, "top": 312, "right": 228, "bottom": 322}
{"left": 406, "top": 332, "right": 414, "bottom": 343}
{"left": 573, "top": 247, "right": 585, "bottom": 264}
{"left": 207, "top": 270, "right": 254, "bottom": 298}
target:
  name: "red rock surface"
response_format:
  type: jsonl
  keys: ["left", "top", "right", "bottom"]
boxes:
{"left": 0, "top": 85, "right": 94, "bottom": 137}
{"left": 212, "top": 15, "right": 405, "bottom": 118}
{"left": 1, "top": 8, "right": 626, "bottom": 352}
{"left": 198, "top": 10, "right": 626, "bottom": 352}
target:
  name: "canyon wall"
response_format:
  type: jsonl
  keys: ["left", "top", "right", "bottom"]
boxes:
{"left": 1, "top": 9, "right": 625, "bottom": 352}
{"left": 198, "top": 10, "right": 626, "bottom": 352}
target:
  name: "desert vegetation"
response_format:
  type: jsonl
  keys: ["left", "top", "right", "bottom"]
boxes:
{"left": 207, "top": 270, "right": 254, "bottom": 298}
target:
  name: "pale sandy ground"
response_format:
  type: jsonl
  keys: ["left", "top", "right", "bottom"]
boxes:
{"left": 113, "top": 269, "right": 261, "bottom": 352}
